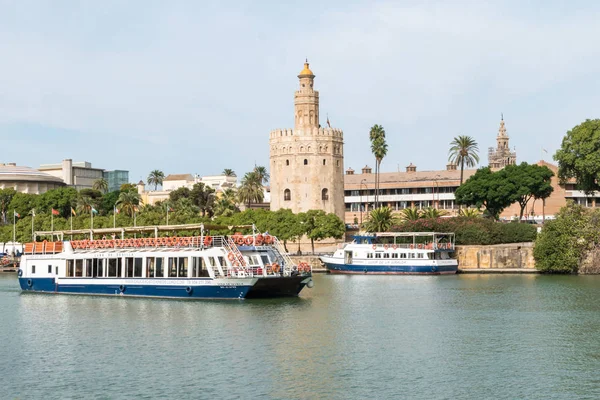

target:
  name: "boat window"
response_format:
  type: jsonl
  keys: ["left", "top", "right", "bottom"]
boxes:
{"left": 391, "top": 253, "right": 398, "bottom": 259}
{"left": 400, "top": 253, "right": 407, "bottom": 259}
{"left": 178, "top": 257, "right": 188, "bottom": 278}
{"left": 209, "top": 257, "right": 216, "bottom": 267}
{"left": 117, "top": 258, "right": 123, "bottom": 277}
{"left": 56, "top": 266, "right": 58, "bottom": 275}
{"left": 85, "top": 259, "right": 92, "bottom": 277}
{"left": 383, "top": 253, "right": 390, "bottom": 259}
{"left": 134, "top": 258, "right": 143, "bottom": 277}
{"left": 156, "top": 258, "right": 164, "bottom": 278}
{"left": 375, "top": 253, "right": 381, "bottom": 259}
{"left": 260, "top": 255, "right": 270, "bottom": 266}
{"left": 367, "top": 253, "right": 373, "bottom": 259}
{"left": 93, "top": 259, "right": 103, "bottom": 277}
{"left": 146, "top": 257, "right": 155, "bottom": 278}
{"left": 192, "top": 257, "right": 210, "bottom": 277}
{"left": 75, "top": 260, "right": 83, "bottom": 277}
{"left": 31, "top": 265, "right": 36, "bottom": 274}
{"left": 168, "top": 258, "right": 178, "bottom": 277}
{"left": 67, "top": 260, "right": 74, "bottom": 277}
{"left": 217, "top": 256, "right": 226, "bottom": 267}
{"left": 418, "top": 254, "right": 424, "bottom": 259}
{"left": 48, "top": 265, "right": 52, "bottom": 273}
{"left": 108, "top": 259, "right": 118, "bottom": 277}
{"left": 125, "top": 258, "right": 134, "bottom": 277}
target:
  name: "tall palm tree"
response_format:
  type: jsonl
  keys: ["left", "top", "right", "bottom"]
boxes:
{"left": 92, "top": 178, "right": 108, "bottom": 193}
{"left": 422, "top": 207, "right": 448, "bottom": 219}
{"left": 238, "top": 171, "right": 264, "bottom": 207}
{"left": 369, "top": 124, "right": 388, "bottom": 208}
{"left": 116, "top": 191, "right": 142, "bottom": 217}
{"left": 363, "top": 206, "right": 397, "bottom": 233}
{"left": 253, "top": 165, "right": 269, "bottom": 185}
{"left": 399, "top": 207, "right": 422, "bottom": 221}
{"left": 448, "top": 135, "right": 480, "bottom": 185}
{"left": 222, "top": 169, "right": 236, "bottom": 177}
{"left": 147, "top": 170, "right": 165, "bottom": 191}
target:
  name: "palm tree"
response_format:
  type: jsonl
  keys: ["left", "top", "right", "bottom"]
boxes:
{"left": 76, "top": 195, "right": 95, "bottom": 215}
{"left": 398, "top": 207, "right": 422, "bottom": 221}
{"left": 190, "top": 183, "right": 216, "bottom": 217}
{"left": 238, "top": 171, "right": 264, "bottom": 207}
{"left": 222, "top": 169, "right": 236, "bottom": 177}
{"left": 448, "top": 135, "right": 480, "bottom": 185}
{"left": 116, "top": 191, "right": 142, "bottom": 217}
{"left": 459, "top": 208, "right": 481, "bottom": 218}
{"left": 92, "top": 178, "right": 108, "bottom": 194}
{"left": 147, "top": 170, "right": 165, "bottom": 191}
{"left": 369, "top": 124, "right": 388, "bottom": 208}
{"left": 421, "top": 207, "right": 448, "bottom": 219}
{"left": 253, "top": 165, "right": 269, "bottom": 185}
{"left": 363, "top": 206, "right": 397, "bottom": 233}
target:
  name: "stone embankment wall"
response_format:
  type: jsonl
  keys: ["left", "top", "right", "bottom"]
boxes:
{"left": 289, "top": 255, "right": 326, "bottom": 272}
{"left": 456, "top": 243, "right": 535, "bottom": 271}
{"left": 579, "top": 250, "right": 600, "bottom": 274}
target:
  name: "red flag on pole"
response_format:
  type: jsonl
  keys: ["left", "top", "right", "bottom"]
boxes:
{"left": 51, "top": 208, "right": 60, "bottom": 216}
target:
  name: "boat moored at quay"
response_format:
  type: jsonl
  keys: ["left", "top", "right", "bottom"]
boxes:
{"left": 17, "top": 224, "right": 313, "bottom": 299}
{"left": 320, "top": 232, "right": 458, "bottom": 275}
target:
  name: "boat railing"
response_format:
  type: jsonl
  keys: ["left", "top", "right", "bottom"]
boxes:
{"left": 70, "top": 236, "right": 219, "bottom": 251}
{"left": 372, "top": 243, "right": 455, "bottom": 251}
{"left": 270, "top": 237, "right": 297, "bottom": 275}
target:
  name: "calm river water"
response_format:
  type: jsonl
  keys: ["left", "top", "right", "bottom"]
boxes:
{"left": 2, "top": 273, "right": 600, "bottom": 399}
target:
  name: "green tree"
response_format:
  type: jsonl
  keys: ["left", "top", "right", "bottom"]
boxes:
{"left": 501, "top": 163, "right": 554, "bottom": 221}
{"left": 0, "top": 188, "right": 16, "bottom": 224}
{"left": 36, "top": 187, "right": 78, "bottom": 216}
{"left": 116, "top": 191, "right": 142, "bottom": 217}
{"left": 190, "top": 183, "right": 215, "bottom": 217}
{"left": 363, "top": 206, "right": 398, "bottom": 233}
{"left": 92, "top": 178, "right": 109, "bottom": 193}
{"left": 120, "top": 183, "right": 137, "bottom": 193}
{"left": 8, "top": 192, "right": 37, "bottom": 218}
{"left": 213, "top": 189, "right": 239, "bottom": 217}
{"left": 100, "top": 190, "right": 120, "bottom": 214}
{"left": 369, "top": 124, "right": 388, "bottom": 208}
{"left": 238, "top": 171, "right": 264, "bottom": 207}
{"left": 421, "top": 207, "right": 448, "bottom": 219}
{"left": 169, "top": 187, "right": 191, "bottom": 202}
{"left": 265, "top": 209, "right": 303, "bottom": 252}
{"left": 222, "top": 169, "right": 236, "bottom": 177}
{"left": 398, "top": 207, "right": 422, "bottom": 221}
{"left": 299, "top": 210, "right": 345, "bottom": 254}
{"left": 448, "top": 135, "right": 480, "bottom": 185}
{"left": 253, "top": 165, "right": 269, "bottom": 185}
{"left": 533, "top": 202, "right": 591, "bottom": 273}
{"left": 554, "top": 119, "right": 600, "bottom": 194}
{"left": 76, "top": 195, "right": 96, "bottom": 215}
{"left": 458, "top": 208, "right": 481, "bottom": 218}
{"left": 147, "top": 170, "right": 165, "bottom": 191}
{"left": 454, "top": 167, "right": 513, "bottom": 220}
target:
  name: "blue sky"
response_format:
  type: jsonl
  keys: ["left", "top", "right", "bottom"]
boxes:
{"left": 1, "top": 0, "right": 599, "bottom": 182}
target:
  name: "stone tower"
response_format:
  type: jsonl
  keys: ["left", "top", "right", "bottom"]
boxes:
{"left": 269, "top": 61, "right": 345, "bottom": 221}
{"left": 488, "top": 115, "right": 517, "bottom": 169}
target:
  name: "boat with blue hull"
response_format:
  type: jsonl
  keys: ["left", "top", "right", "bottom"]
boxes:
{"left": 320, "top": 232, "right": 458, "bottom": 275}
{"left": 18, "top": 224, "right": 313, "bottom": 300}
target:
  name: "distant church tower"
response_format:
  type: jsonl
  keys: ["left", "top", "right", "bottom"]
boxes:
{"left": 488, "top": 115, "right": 517, "bottom": 169}
{"left": 269, "top": 61, "right": 345, "bottom": 221}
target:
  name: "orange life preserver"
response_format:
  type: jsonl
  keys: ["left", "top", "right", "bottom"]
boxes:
{"left": 233, "top": 261, "right": 239, "bottom": 267}
{"left": 255, "top": 237, "right": 263, "bottom": 245}
{"left": 228, "top": 253, "right": 235, "bottom": 261}
{"left": 180, "top": 237, "right": 189, "bottom": 246}
{"left": 392, "top": 244, "right": 398, "bottom": 250}
{"left": 410, "top": 244, "right": 414, "bottom": 249}
{"left": 271, "top": 263, "right": 280, "bottom": 274}
{"left": 417, "top": 244, "right": 423, "bottom": 249}
{"left": 204, "top": 236, "right": 213, "bottom": 246}
{"left": 264, "top": 235, "right": 272, "bottom": 244}
{"left": 384, "top": 244, "right": 389, "bottom": 250}
{"left": 372, "top": 244, "right": 377, "bottom": 250}
{"left": 71, "top": 241, "right": 78, "bottom": 249}
{"left": 244, "top": 236, "right": 253, "bottom": 245}
{"left": 236, "top": 236, "right": 244, "bottom": 245}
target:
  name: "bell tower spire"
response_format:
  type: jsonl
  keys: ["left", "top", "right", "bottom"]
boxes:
{"left": 294, "top": 60, "right": 319, "bottom": 131}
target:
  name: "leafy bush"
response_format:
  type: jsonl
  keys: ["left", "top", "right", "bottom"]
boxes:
{"left": 391, "top": 217, "right": 537, "bottom": 245}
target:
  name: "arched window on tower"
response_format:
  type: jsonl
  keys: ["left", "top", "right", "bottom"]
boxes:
{"left": 322, "top": 188, "right": 329, "bottom": 200}
{"left": 286, "top": 160, "right": 290, "bottom": 166}
{"left": 284, "top": 189, "right": 291, "bottom": 201}
{"left": 307, "top": 145, "right": 311, "bottom": 152}
{"left": 323, "top": 159, "right": 326, "bottom": 165}
{"left": 304, "top": 159, "right": 308, "bottom": 165}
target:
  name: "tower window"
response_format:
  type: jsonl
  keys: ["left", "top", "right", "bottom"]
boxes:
{"left": 322, "top": 188, "right": 329, "bottom": 200}
{"left": 284, "top": 189, "right": 291, "bottom": 201}
{"left": 323, "top": 159, "right": 326, "bottom": 165}
{"left": 337, "top": 160, "right": 340, "bottom": 167}
{"left": 304, "top": 159, "right": 308, "bottom": 165}
{"left": 286, "top": 160, "right": 290, "bottom": 166}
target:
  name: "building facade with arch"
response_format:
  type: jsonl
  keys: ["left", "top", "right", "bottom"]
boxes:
{"left": 269, "top": 62, "right": 345, "bottom": 221}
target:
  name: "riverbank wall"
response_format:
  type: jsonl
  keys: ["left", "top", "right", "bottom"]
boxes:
{"left": 455, "top": 243, "right": 537, "bottom": 273}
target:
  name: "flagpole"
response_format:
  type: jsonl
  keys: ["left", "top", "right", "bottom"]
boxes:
{"left": 13, "top": 211, "right": 16, "bottom": 243}
{"left": 31, "top": 210, "right": 34, "bottom": 241}
{"left": 113, "top": 206, "right": 116, "bottom": 229}
{"left": 91, "top": 208, "right": 93, "bottom": 230}
{"left": 167, "top": 206, "right": 169, "bottom": 225}
{"left": 51, "top": 212, "right": 54, "bottom": 234}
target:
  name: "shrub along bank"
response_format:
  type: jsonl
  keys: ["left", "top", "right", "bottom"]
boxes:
{"left": 391, "top": 217, "right": 537, "bottom": 246}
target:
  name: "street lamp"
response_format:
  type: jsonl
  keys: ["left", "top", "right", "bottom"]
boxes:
{"left": 360, "top": 179, "right": 368, "bottom": 225}
{"left": 433, "top": 174, "right": 441, "bottom": 209}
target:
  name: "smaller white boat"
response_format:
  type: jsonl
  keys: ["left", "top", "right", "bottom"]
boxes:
{"left": 320, "top": 232, "right": 458, "bottom": 275}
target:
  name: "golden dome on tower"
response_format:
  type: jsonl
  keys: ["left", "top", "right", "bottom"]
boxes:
{"left": 298, "top": 61, "right": 314, "bottom": 77}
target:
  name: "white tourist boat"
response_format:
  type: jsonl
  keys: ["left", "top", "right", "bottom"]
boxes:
{"left": 320, "top": 232, "right": 458, "bottom": 275}
{"left": 17, "top": 224, "right": 313, "bottom": 299}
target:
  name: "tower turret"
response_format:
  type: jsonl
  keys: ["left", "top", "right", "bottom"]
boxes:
{"left": 294, "top": 61, "right": 320, "bottom": 131}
